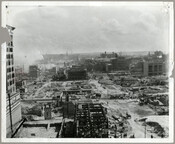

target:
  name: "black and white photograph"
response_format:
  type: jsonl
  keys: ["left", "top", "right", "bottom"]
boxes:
{"left": 1, "top": 1, "right": 174, "bottom": 143}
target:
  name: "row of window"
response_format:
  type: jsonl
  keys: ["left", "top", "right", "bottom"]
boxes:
{"left": 7, "top": 79, "right": 15, "bottom": 86}
{"left": 7, "top": 59, "right": 14, "bottom": 66}
{"left": 6, "top": 98, "right": 20, "bottom": 110}
{"left": 148, "top": 64, "right": 162, "bottom": 73}
{"left": 7, "top": 72, "right": 15, "bottom": 80}
{"left": 6, "top": 54, "right": 13, "bottom": 59}
{"left": 8, "top": 42, "right": 13, "bottom": 47}
{"left": 7, "top": 86, "right": 16, "bottom": 94}
{"left": 7, "top": 47, "right": 13, "bottom": 52}
{"left": 7, "top": 67, "right": 14, "bottom": 73}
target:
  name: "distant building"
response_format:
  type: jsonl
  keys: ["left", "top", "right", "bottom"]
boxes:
{"left": 5, "top": 25, "right": 21, "bottom": 137}
{"left": 100, "top": 51, "right": 118, "bottom": 58}
{"left": 47, "top": 67, "right": 57, "bottom": 78}
{"left": 67, "top": 65, "right": 87, "bottom": 80}
{"left": 105, "top": 63, "right": 112, "bottom": 72}
{"left": 29, "top": 65, "right": 39, "bottom": 80}
{"left": 129, "top": 51, "right": 167, "bottom": 77}
{"left": 92, "top": 57, "right": 111, "bottom": 72}
{"left": 111, "top": 57, "right": 130, "bottom": 71}
{"left": 143, "top": 60, "right": 166, "bottom": 76}
{"left": 143, "top": 51, "right": 167, "bottom": 76}
{"left": 83, "top": 53, "right": 130, "bottom": 72}
{"left": 93, "top": 61, "right": 106, "bottom": 72}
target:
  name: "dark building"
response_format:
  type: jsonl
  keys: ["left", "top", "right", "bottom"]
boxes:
{"left": 129, "top": 51, "right": 167, "bottom": 77}
{"left": 105, "top": 63, "right": 112, "bottom": 72}
{"left": 93, "top": 62, "right": 106, "bottom": 72}
{"left": 46, "top": 67, "right": 57, "bottom": 79}
{"left": 100, "top": 51, "right": 118, "bottom": 58}
{"left": 29, "top": 65, "right": 39, "bottom": 80}
{"left": 111, "top": 57, "right": 130, "bottom": 71}
{"left": 67, "top": 65, "right": 87, "bottom": 80}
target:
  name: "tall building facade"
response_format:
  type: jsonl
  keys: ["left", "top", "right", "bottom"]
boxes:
{"left": 6, "top": 25, "right": 21, "bottom": 137}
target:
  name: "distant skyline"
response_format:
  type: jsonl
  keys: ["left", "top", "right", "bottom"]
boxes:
{"left": 6, "top": 3, "right": 170, "bottom": 65}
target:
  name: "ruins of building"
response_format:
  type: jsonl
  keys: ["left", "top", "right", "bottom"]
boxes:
{"left": 74, "top": 103, "right": 108, "bottom": 138}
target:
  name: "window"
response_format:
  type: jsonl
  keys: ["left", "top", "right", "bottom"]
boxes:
{"left": 159, "top": 65, "right": 162, "bottom": 71}
{"left": 148, "top": 65, "right": 153, "bottom": 72}
{"left": 12, "top": 73, "right": 15, "bottom": 78}
{"left": 154, "top": 65, "right": 158, "bottom": 72}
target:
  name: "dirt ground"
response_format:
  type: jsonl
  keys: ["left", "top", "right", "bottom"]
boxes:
{"left": 100, "top": 99, "right": 167, "bottom": 138}
{"left": 18, "top": 127, "right": 58, "bottom": 138}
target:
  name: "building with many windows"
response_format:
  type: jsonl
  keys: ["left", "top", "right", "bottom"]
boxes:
{"left": 143, "top": 51, "right": 167, "bottom": 76}
{"left": 143, "top": 60, "right": 166, "bottom": 76}
{"left": 5, "top": 25, "right": 22, "bottom": 137}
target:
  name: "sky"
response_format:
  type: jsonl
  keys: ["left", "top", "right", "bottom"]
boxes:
{"left": 6, "top": 3, "right": 170, "bottom": 65}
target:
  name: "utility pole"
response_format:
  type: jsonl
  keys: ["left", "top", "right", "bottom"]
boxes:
{"left": 8, "top": 93, "right": 13, "bottom": 136}
{"left": 145, "top": 122, "right": 146, "bottom": 138}
{"left": 143, "top": 118, "right": 147, "bottom": 138}
{"left": 66, "top": 93, "right": 69, "bottom": 118}
{"left": 114, "top": 124, "right": 117, "bottom": 138}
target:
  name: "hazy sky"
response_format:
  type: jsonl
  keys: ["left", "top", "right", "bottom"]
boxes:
{"left": 6, "top": 3, "right": 170, "bottom": 65}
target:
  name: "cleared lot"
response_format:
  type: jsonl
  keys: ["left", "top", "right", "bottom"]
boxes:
{"left": 100, "top": 99, "right": 168, "bottom": 138}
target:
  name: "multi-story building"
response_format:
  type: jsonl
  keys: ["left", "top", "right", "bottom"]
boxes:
{"left": 67, "top": 65, "right": 87, "bottom": 80}
{"left": 142, "top": 51, "right": 167, "bottom": 76}
{"left": 143, "top": 60, "right": 166, "bottom": 76}
{"left": 46, "top": 67, "right": 57, "bottom": 79}
{"left": 111, "top": 56, "right": 130, "bottom": 71}
{"left": 129, "top": 60, "right": 144, "bottom": 76}
{"left": 29, "top": 65, "right": 40, "bottom": 80}
{"left": 6, "top": 25, "right": 21, "bottom": 137}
